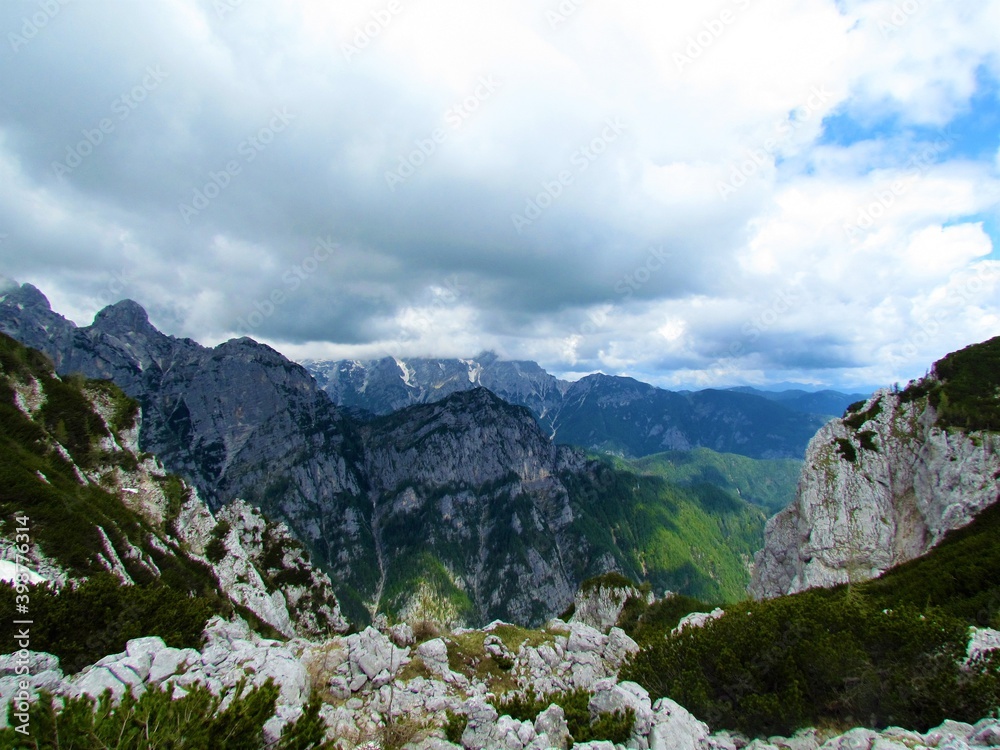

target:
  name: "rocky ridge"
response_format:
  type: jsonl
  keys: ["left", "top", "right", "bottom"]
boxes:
{"left": 0, "top": 332, "right": 346, "bottom": 638}
{"left": 5, "top": 612, "right": 998, "bottom": 748}
{"left": 750, "top": 381, "right": 1000, "bottom": 599}
{"left": 0, "top": 286, "right": 771, "bottom": 624}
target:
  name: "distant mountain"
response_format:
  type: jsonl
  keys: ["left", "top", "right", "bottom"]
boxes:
{"left": 305, "top": 356, "right": 830, "bottom": 459}
{"left": 0, "top": 284, "right": 769, "bottom": 625}
{"left": 306, "top": 353, "right": 568, "bottom": 423}
{"left": 727, "top": 386, "right": 871, "bottom": 418}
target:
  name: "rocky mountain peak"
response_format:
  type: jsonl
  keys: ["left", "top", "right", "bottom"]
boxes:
{"left": 92, "top": 299, "right": 152, "bottom": 333}
{"left": 0, "top": 282, "right": 51, "bottom": 310}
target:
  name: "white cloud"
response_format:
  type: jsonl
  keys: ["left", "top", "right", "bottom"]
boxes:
{"left": 0, "top": 0, "right": 998, "bottom": 390}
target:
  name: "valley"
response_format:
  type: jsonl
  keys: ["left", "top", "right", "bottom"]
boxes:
{"left": 0, "top": 285, "right": 998, "bottom": 749}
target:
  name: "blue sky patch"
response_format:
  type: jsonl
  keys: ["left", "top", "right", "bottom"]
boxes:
{"left": 819, "top": 67, "right": 1000, "bottom": 164}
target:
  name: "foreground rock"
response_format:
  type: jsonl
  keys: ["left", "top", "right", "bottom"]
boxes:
{"left": 5, "top": 616, "right": 998, "bottom": 749}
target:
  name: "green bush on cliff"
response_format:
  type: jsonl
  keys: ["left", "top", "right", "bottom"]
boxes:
{"left": 900, "top": 335, "right": 1000, "bottom": 432}
{"left": 0, "top": 574, "right": 222, "bottom": 674}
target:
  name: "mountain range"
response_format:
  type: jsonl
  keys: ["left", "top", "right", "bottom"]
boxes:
{"left": 0, "top": 284, "right": 786, "bottom": 625}
{"left": 1, "top": 284, "right": 998, "bottom": 747}
{"left": 304, "top": 355, "right": 864, "bottom": 460}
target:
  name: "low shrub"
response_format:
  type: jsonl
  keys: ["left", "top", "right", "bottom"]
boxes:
{"left": 0, "top": 574, "right": 222, "bottom": 674}
{"left": 0, "top": 679, "right": 333, "bottom": 749}
{"left": 622, "top": 588, "right": 1000, "bottom": 738}
{"left": 493, "top": 687, "right": 634, "bottom": 745}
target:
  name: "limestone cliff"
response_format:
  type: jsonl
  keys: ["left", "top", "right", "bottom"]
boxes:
{"left": 751, "top": 338, "right": 1000, "bottom": 599}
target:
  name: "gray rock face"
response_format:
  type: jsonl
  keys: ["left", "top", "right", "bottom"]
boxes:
{"left": 0, "top": 283, "right": 365, "bottom": 549}
{"left": 0, "top": 285, "right": 766, "bottom": 627}
{"left": 0, "top": 334, "right": 346, "bottom": 639}
{"left": 750, "top": 387, "right": 1000, "bottom": 599}
{"left": 361, "top": 388, "right": 595, "bottom": 625}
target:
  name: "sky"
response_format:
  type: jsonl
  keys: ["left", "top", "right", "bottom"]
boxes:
{"left": 1, "top": 0, "right": 999, "bottom": 392}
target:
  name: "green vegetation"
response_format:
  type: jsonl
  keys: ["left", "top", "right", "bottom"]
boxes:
{"left": 0, "top": 680, "right": 333, "bottom": 749}
{"left": 861, "top": 499, "right": 1000, "bottom": 629}
{"left": 834, "top": 437, "right": 857, "bottom": 463}
{"left": 0, "top": 574, "right": 223, "bottom": 674}
{"left": 443, "top": 709, "right": 467, "bottom": 743}
{"left": 0, "top": 334, "right": 219, "bottom": 590}
{"left": 493, "top": 687, "right": 635, "bottom": 746}
{"left": 857, "top": 430, "right": 879, "bottom": 452}
{"left": 381, "top": 549, "right": 476, "bottom": 628}
{"left": 206, "top": 518, "right": 231, "bottom": 563}
{"left": 842, "top": 400, "right": 881, "bottom": 430}
{"left": 622, "top": 447, "right": 801, "bottom": 516}
{"left": 621, "top": 498, "right": 1000, "bottom": 737}
{"left": 157, "top": 473, "right": 191, "bottom": 531}
{"left": 84, "top": 379, "right": 140, "bottom": 434}
{"left": 562, "top": 457, "right": 767, "bottom": 604}
{"left": 615, "top": 593, "right": 715, "bottom": 647}
{"left": 901, "top": 335, "right": 1000, "bottom": 431}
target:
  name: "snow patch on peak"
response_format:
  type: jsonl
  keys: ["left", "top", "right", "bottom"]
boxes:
{"left": 462, "top": 358, "right": 483, "bottom": 384}
{"left": 394, "top": 357, "right": 415, "bottom": 388}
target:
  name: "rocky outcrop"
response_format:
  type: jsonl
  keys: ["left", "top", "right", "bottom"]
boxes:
{"left": 568, "top": 576, "right": 652, "bottom": 633}
{"left": 7, "top": 616, "right": 997, "bottom": 749}
{"left": 0, "top": 336, "right": 347, "bottom": 638}
{"left": 0, "top": 617, "right": 310, "bottom": 741}
{"left": 672, "top": 608, "right": 725, "bottom": 635}
{"left": 751, "top": 386, "right": 1000, "bottom": 599}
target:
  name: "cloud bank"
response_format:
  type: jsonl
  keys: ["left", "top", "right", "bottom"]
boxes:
{"left": 1, "top": 0, "right": 998, "bottom": 390}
